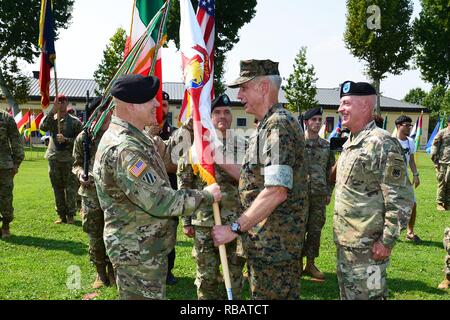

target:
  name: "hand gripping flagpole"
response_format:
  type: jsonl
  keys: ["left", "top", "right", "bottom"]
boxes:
{"left": 212, "top": 202, "right": 233, "bottom": 300}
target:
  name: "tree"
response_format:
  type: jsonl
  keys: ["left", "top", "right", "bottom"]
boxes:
{"left": 413, "top": 0, "right": 450, "bottom": 89}
{"left": 0, "top": 0, "right": 74, "bottom": 115}
{"left": 166, "top": 0, "right": 257, "bottom": 94}
{"left": 422, "top": 85, "right": 450, "bottom": 116}
{"left": 282, "top": 47, "right": 318, "bottom": 114}
{"left": 344, "top": 0, "right": 414, "bottom": 115}
{"left": 403, "top": 87, "right": 427, "bottom": 105}
{"left": 93, "top": 28, "right": 127, "bottom": 94}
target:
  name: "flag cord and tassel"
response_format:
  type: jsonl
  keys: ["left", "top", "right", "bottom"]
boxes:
{"left": 149, "top": 0, "right": 171, "bottom": 76}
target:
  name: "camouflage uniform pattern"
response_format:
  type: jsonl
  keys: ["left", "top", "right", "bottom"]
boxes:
{"left": 444, "top": 227, "right": 450, "bottom": 276}
{"left": 239, "top": 104, "right": 309, "bottom": 299}
{"left": 177, "top": 132, "right": 247, "bottom": 299}
{"left": 40, "top": 111, "right": 83, "bottom": 218}
{"left": 430, "top": 129, "right": 450, "bottom": 206}
{"left": 0, "top": 110, "right": 24, "bottom": 224}
{"left": 334, "top": 120, "right": 414, "bottom": 300}
{"left": 303, "top": 136, "right": 335, "bottom": 258}
{"left": 73, "top": 130, "right": 109, "bottom": 265}
{"left": 93, "top": 116, "right": 213, "bottom": 300}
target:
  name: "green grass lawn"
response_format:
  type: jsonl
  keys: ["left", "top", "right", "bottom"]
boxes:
{"left": 0, "top": 151, "right": 449, "bottom": 300}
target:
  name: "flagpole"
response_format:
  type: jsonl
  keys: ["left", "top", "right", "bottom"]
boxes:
{"left": 212, "top": 203, "right": 234, "bottom": 300}
{"left": 53, "top": 63, "right": 60, "bottom": 134}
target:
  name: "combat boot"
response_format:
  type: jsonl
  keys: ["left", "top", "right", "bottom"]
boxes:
{"left": 303, "top": 259, "right": 325, "bottom": 280}
{"left": 437, "top": 275, "right": 450, "bottom": 290}
{"left": 92, "top": 264, "right": 108, "bottom": 289}
{"left": 66, "top": 216, "right": 75, "bottom": 225}
{"left": 436, "top": 203, "right": 446, "bottom": 211}
{"left": 1, "top": 222, "right": 11, "bottom": 239}
{"left": 106, "top": 262, "right": 116, "bottom": 287}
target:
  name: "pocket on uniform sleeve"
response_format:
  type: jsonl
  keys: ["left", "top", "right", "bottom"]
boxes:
{"left": 383, "top": 152, "right": 407, "bottom": 187}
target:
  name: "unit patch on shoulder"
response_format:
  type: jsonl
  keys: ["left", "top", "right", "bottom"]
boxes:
{"left": 129, "top": 158, "right": 147, "bottom": 178}
{"left": 142, "top": 171, "right": 157, "bottom": 185}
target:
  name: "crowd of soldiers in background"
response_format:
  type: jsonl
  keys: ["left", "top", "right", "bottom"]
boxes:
{"left": 0, "top": 59, "right": 449, "bottom": 299}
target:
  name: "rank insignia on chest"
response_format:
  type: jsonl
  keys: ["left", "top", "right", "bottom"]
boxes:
{"left": 392, "top": 168, "right": 401, "bottom": 178}
{"left": 129, "top": 159, "right": 147, "bottom": 178}
{"left": 142, "top": 171, "right": 157, "bottom": 184}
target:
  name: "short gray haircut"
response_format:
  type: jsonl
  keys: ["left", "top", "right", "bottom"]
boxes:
{"left": 254, "top": 75, "right": 282, "bottom": 90}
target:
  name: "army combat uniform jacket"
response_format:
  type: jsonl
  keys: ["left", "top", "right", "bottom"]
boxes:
{"left": 305, "top": 136, "right": 335, "bottom": 197}
{"left": 431, "top": 129, "right": 450, "bottom": 165}
{"left": 334, "top": 121, "right": 414, "bottom": 249}
{"left": 0, "top": 110, "right": 24, "bottom": 170}
{"left": 93, "top": 116, "right": 213, "bottom": 267}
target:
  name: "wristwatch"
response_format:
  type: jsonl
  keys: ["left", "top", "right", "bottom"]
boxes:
{"left": 230, "top": 221, "right": 243, "bottom": 235}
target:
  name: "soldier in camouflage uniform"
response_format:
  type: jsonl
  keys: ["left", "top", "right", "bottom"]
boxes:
{"left": 40, "top": 94, "right": 83, "bottom": 224}
{"left": 438, "top": 227, "right": 450, "bottom": 289}
{"left": 430, "top": 117, "right": 450, "bottom": 211}
{"left": 0, "top": 109, "right": 24, "bottom": 238}
{"left": 334, "top": 81, "right": 414, "bottom": 300}
{"left": 301, "top": 107, "right": 335, "bottom": 281}
{"left": 212, "top": 60, "right": 309, "bottom": 300}
{"left": 93, "top": 74, "right": 221, "bottom": 300}
{"left": 178, "top": 94, "right": 246, "bottom": 300}
{"left": 73, "top": 97, "right": 114, "bottom": 289}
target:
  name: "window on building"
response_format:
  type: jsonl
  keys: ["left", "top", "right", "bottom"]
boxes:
{"left": 237, "top": 118, "right": 247, "bottom": 127}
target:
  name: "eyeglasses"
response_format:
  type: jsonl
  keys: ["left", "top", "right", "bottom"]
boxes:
{"left": 401, "top": 124, "right": 413, "bottom": 128}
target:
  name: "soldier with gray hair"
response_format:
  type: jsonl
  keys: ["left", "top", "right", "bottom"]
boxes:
{"left": 334, "top": 80, "right": 414, "bottom": 300}
{"left": 212, "top": 59, "right": 309, "bottom": 300}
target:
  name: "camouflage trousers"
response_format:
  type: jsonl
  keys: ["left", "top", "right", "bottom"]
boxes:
{"left": 48, "top": 160, "right": 78, "bottom": 218}
{"left": 435, "top": 164, "right": 450, "bottom": 206}
{"left": 0, "top": 169, "right": 14, "bottom": 224}
{"left": 193, "top": 226, "right": 246, "bottom": 300}
{"left": 247, "top": 258, "right": 301, "bottom": 300}
{"left": 336, "top": 245, "right": 389, "bottom": 300}
{"left": 302, "top": 195, "right": 326, "bottom": 259}
{"left": 444, "top": 228, "right": 450, "bottom": 276}
{"left": 80, "top": 196, "right": 109, "bottom": 266}
{"left": 114, "top": 254, "right": 168, "bottom": 300}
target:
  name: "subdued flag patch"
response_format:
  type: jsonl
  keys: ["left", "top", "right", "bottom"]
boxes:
{"left": 142, "top": 172, "right": 157, "bottom": 185}
{"left": 129, "top": 159, "right": 147, "bottom": 178}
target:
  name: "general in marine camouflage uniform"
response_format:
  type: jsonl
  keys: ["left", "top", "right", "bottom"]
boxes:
{"left": 73, "top": 97, "right": 114, "bottom": 289}
{"left": 93, "top": 74, "right": 221, "bottom": 300}
{"left": 438, "top": 227, "right": 450, "bottom": 289}
{"left": 178, "top": 94, "right": 246, "bottom": 300}
{"left": 334, "top": 81, "right": 414, "bottom": 300}
{"left": 212, "top": 60, "right": 309, "bottom": 300}
{"left": 0, "top": 109, "right": 24, "bottom": 238}
{"left": 430, "top": 117, "right": 450, "bottom": 211}
{"left": 301, "top": 107, "right": 335, "bottom": 281}
{"left": 40, "top": 94, "right": 83, "bottom": 224}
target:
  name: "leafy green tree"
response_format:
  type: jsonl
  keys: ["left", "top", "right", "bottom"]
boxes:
{"left": 0, "top": 0, "right": 74, "bottom": 115}
{"left": 403, "top": 87, "right": 427, "bottom": 105}
{"left": 282, "top": 47, "right": 318, "bottom": 114}
{"left": 93, "top": 28, "right": 127, "bottom": 94}
{"left": 344, "top": 0, "right": 414, "bottom": 114}
{"left": 413, "top": 0, "right": 450, "bottom": 88}
{"left": 423, "top": 85, "right": 450, "bottom": 116}
{"left": 166, "top": 0, "right": 257, "bottom": 94}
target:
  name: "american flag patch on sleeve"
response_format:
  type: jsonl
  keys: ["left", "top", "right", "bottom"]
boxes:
{"left": 129, "top": 159, "right": 147, "bottom": 178}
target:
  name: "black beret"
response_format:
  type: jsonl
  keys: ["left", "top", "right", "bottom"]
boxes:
{"left": 111, "top": 74, "right": 160, "bottom": 104}
{"left": 211, "top": 94, "right": 231, "bottom": 111}
{"left": 340, "top": 80, "right": 376, "bottom": 98}
{"left": 162, "top": 91, "right": 170, "bottom": 101}
{"left": 303, "top": 107, "right": 323, "bottom": 120}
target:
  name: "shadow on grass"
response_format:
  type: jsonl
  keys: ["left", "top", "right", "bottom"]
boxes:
{"left": 398, "top": 239, "right": 444, "bottom": 249}
{"left": 2, "top": 235, "right": 87, "bottom": 256}
{"left": 301, "top": 272, "right": 340, "bottom": 300}
{"left": 176, "top": 240, "right": 194, "bottom": 248}
{"left": 389, "top": 277, "right": 447, "bottom": 297}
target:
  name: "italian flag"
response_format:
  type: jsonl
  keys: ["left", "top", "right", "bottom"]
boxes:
{"left": 414, "top": 111, "right": 423, "bottom": 151}
{"left": 125, "top": 0, "right": 166, "bottom": 124}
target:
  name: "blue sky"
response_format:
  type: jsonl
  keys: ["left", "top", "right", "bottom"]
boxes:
{"left": 26, "top": 0, "right": 431, "bottom": 100}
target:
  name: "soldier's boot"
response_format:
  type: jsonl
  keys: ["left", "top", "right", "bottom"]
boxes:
{"left": 106, "top": 262, "right": 116, "bottom": 287}
{"left": 66, "top": 216, "right": 75, "bottom": 225}
{"left": 436, "top": 203, "right": 446, "bottom": 211}
{"left": 92, "top": 264, "right": 108, "bottom": 289}
{"left": 437, "top": 275, "right": 450, "bottom": 290}
{"left": 304, "top": 259, "right": 325, "bottom": 280}
{"left": 1, "top": 222, "right": 11, "bottom": 239}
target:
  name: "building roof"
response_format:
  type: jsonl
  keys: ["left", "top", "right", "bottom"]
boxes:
{"left": 26, "top": 78, "right": 427, "bottom": 112}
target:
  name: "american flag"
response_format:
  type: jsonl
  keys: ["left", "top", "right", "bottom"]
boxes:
{"left": 129, "top": 159, "right": 147, "bottom": 178}
{"left": 178, "top": 0, "right": 215, "bottom": 125}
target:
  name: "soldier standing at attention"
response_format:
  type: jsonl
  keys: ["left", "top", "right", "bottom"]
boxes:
{"left": 334, "top": 81, "right": 414, "bottom": 300}
{"left": 438, "top": 227, "right": 450, "bottom": 289}
{"left": 430, "top": 117, "right": 450, "bottom": 211}
{"left": 0, "top": 109, "right": 24, "bottom": 238}
{"left": 212, "top": 60, "right": 309, "bottom": 300}
{"left": 73, "top": 97, "right": 114, "bottom": 289}
{"left": 178, "top": 94, "right": 246, "bottom": 300}
{"left": 40, "top": 94, "right": 83, "bottom": 224}
{"left": 93, "top": 74, "right": 221, "bottom": 300}
{"left": 301, "top": 107, "right": 335, "bottom": 281}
